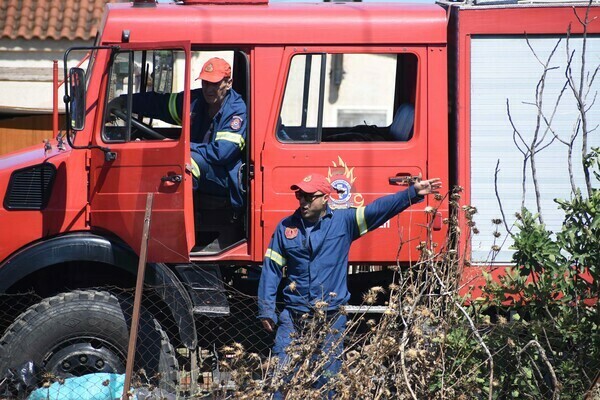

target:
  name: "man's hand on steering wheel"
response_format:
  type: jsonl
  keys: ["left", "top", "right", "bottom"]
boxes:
{"left": 106, "top": 96, "right": 166, "bottom": 140}
{"left": 105, "top": 96, "right": 125, "bottom": 123}
{"left": 107, "top": 96, "right": 125, "bottom": 113}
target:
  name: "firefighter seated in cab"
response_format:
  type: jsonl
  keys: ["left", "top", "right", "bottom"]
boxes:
{"left": 108, "top": 57, "right": 247, "bottom": 211}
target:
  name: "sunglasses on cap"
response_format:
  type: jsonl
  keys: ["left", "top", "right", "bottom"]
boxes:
{"left": 295, "top": 191, "right": 326, "bottom": 203}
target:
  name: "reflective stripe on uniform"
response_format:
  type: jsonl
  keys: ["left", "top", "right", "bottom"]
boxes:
{"left": 191, "top": 159, "right": 201, "bottom": 178}
{"left": 215, "top": 131, "right": 245, "bottom": 150}
{"left": 356, "top": 206, "right": 368, "bottom": 236}
{"left": 265, "top": 248, "right": 286, "bottom": 267}
{"left": 168, "top": 93, "right": 181, "bottom": 125}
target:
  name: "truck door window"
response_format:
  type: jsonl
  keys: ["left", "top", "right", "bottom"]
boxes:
{"left": 103, "top": 49, "right": 182, "bottom": 142}
{"left": 278, "top": 53, "right": 417, "bottom": 143}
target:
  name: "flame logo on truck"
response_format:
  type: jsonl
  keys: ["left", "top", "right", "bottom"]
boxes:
{"left": 327, "top": 156, "right": 364, "bottom": 209}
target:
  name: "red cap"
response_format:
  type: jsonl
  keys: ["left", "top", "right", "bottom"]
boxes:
{"left": 197, "top": 57, "right": 231, "bottom": 83}
{"left": 290, "top": 173, "right": 334, "bottom": 194}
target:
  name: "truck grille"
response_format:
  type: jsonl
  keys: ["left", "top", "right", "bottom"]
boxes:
{"left": 4, "top": 164, "right": 56, "bottom": 210}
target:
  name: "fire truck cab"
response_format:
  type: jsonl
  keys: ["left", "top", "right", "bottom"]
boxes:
{"left": 76, "top": 0, "right": 447, "bottom": 265}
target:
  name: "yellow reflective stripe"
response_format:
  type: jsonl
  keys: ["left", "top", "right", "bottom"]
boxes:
{"left": 215, "top": 131, "right": 245, "bottom": 150}
{"left": 356, "top": 206, "right": 368, "bottom": 236}
{"left": 265, "top": 248, "right": 286, "bottom": 267}
{"left": 168, "top": 93, "right": 181, "bottom": 125}
{"left": 190, "top": 159, "right": 201, "bottom": 178}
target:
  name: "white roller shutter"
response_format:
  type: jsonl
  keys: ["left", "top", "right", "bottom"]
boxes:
{"left": 470, "top": 36, "right": 600, "bottom": 262}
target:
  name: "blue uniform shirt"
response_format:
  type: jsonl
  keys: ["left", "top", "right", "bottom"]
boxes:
{"left": 258, "top": 185, "right": 423, "bottom": 324}
{"left": 128, "top": 88, "right": 247, "bottom": 208}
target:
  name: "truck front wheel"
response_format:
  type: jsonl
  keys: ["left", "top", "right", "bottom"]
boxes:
{"left": 0, "top": 290, "right": 178, "bottom": 392}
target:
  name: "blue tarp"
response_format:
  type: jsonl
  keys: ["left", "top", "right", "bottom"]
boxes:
{"left": 28, "top": 372, "right": 176, "bottom": 400}
{"left": 27, "top": 373, "right": 175, "bottom": 400}
{"left": 28, "top": 373, "right": 125, "bottom": 400}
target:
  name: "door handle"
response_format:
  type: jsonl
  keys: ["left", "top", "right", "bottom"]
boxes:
{"left": 161, "top": 174, "right": 182, "bottom": 183}
{"left": 389, "top": 173, "right": 421, "bottom": 186}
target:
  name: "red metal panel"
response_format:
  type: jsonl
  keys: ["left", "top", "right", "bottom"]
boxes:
{"left": 453, "top": 8, "right": 473, "bottom": 269}
{"left": 458, "top": 5, "right": 600, "bottom": 36}
{"left": 100, "top": 2, "right": 447, "bottom": 46}
{"left": 425, "top": 44, "right": 450, "bottom": 249}
{"left": 0, "top": 148, "right": 89, "bottom": 263}
{"left": 250, "top": 46, "right": 287, "bottom": 263}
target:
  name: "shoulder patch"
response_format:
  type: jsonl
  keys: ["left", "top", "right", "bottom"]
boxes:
{"left": 230, "top": 115, "right": 243, "bottom": 131}
{"left": 285, "top": 227, "right": 298, "bottom": 239}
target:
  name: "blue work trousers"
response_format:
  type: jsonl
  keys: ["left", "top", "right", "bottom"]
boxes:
{"left": 273, "top": 308, "right": 347, "bottom": 399}
{"left": 190, "top": 153, "right": 229, "bottom": 197}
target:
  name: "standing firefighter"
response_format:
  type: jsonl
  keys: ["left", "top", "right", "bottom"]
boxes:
{"left": 258, "top": 173, "right": 442, "bottom": 396}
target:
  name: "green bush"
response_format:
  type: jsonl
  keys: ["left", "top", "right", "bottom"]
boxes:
{"left": 477, "top": 148, "right": 600, "bottom": 399}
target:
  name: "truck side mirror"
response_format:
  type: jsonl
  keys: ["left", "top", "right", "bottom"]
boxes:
{"left": 69, "top": 67, "right": 86, "bottom": 131}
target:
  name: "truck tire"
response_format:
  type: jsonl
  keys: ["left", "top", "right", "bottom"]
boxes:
{"left": 0, "top": 290, "right": 178, "bottom": 392}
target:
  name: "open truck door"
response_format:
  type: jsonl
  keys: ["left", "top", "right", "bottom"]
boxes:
{"left": 89, "top": 42, "right": 194, "bottom": 263}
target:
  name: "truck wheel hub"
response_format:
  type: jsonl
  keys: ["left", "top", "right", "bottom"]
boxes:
{"left": 44, "top": 339, "right": 124, "bottom": 377}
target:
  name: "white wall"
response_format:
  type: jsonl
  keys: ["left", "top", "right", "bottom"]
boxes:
{"left": 0, "top": 39, "right": 89, "bottom": 113}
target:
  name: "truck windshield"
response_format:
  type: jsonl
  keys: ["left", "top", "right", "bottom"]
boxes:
{"left": 103, "top": 49, "right": 181, "bottom": 142}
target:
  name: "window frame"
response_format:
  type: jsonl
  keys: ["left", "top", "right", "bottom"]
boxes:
{"left": 276, "top": 49, "right": 421, "bottom": 144}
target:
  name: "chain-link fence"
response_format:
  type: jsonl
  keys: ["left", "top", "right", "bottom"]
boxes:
{"left": 0, "top": 278, "right": 275, "bottom": 399}
{"left": 0, "top": 266, "right": 598, "bottom": 399}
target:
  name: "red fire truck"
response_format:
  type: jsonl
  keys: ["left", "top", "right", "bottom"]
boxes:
{"left": 0, "top": 0, "right": 597, "bottom": 387}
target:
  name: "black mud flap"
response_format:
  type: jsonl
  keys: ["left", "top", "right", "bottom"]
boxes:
{"left": 147, "top": 263, "right": 198, "bottom": 350}
{"left": 175, "top": 264, "right": 230, "bottom": 316}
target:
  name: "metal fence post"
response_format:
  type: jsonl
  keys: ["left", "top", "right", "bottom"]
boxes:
{"left": 122, "top": 193, "right": 153, "bottom": 400}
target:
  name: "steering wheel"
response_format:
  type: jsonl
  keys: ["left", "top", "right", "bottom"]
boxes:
{"left": 110, "top": 109, "right": 167, "bottom": 140}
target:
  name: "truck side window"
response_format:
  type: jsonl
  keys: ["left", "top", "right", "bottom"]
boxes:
{"left": 277, "top": 53, "right": 417, "bottom": 143}
{"left": 103, "top": 49, "right": 182, "bottom": 142}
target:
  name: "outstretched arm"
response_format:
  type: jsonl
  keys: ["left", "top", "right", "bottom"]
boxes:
{"left": 351, "top": 178, "right": 443, "bottom": 239}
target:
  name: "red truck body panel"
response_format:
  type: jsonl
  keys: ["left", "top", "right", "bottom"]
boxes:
{"left": 0, "top": 146, "right": 88, "bottom": 263}
{"left": 450, "top": 4, "right": 600, "bottom": 296}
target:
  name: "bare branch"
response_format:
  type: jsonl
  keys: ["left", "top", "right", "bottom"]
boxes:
{"left": 526, "top": 34, "right": 548, "bottom": 67}
{"left": 494, "top": 160, "right": 512, "bottom": 234}
{"left": 584, "top": 90, "right": 597, "bottom": 113}
{"left": 519, "top": 35, "right": 564, "bottom": 223}
{"left": 583, "top": 64, "right": 600, "bottom": 98}
{"left": 507, "top": 99, "right": 531, "bottom": 155}
{"left": 519, "top": 340, "right": 561, "bottom": 400}
{"left": 540, "top": 79, "right": 569, "bottom": 144}
{"left": 567, "top": 2, "right": 595, "bottom": 196}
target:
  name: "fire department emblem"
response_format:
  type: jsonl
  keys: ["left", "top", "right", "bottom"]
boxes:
{"left": 205, "top": 63, "right": 214, "bottom": 72}
{"left": 328, "top": 157, "right": 364, "bottom": 210}
{"left": 230, "top": 116, "right": 242, "bottom": 131}
{"left": 285, "top": 227, "right": 298, "bottom": 239}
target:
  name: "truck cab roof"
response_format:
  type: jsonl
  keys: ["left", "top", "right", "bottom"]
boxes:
{"left": 100, "top": 1, "right": 447, "bottom": 46}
